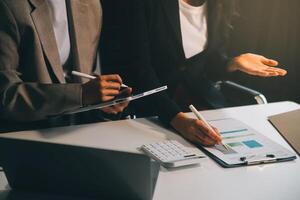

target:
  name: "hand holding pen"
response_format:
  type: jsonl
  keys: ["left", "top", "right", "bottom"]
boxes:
{"left": 171, "top": 112, "right": 223, "bottom": 147}
{"left": 72, "top": 71, "right": 129, "bottom": 88}
{"left": 189, "top": 105, "right": 229, "bottom": 149}
{"left": 72, "top": 71, "right": 132, "bottom": 114}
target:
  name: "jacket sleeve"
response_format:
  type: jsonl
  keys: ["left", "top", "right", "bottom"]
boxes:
{"left": 205, "top": 49, "right": 232, "bottom": 82}
{"left": 100, "top": 0, "right": 181, "bottom": 125}
{"left": 0, "top": 1, "right": 83, "bottom": 122}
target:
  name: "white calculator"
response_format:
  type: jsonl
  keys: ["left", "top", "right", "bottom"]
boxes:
{"left": 141, "top": 140, "right": 205, "bottom": 168}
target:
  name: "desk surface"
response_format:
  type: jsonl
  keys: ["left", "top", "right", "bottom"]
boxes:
{"left": 0, "top": 101, "right": 299, "bottom": 200}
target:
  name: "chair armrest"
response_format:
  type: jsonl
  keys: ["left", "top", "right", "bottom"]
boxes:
{"left": 216, "top": 81, "right": 268, "bottom": 105}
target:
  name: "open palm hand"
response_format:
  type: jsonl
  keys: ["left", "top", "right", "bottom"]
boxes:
{"left": 228, "top": 53, "right": 287, "bottom": 77}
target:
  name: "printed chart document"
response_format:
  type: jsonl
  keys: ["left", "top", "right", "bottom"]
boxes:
{"left": 200, "top": 118, "right": 296, "bottom": 167}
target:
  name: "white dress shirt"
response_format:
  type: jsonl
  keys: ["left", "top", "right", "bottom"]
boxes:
{"left": 46, "top": 0, "right": 71, "bottom": 66}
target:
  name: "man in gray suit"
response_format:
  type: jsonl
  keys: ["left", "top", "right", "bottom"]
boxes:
{"left": 0, "top": 0, "right": 131, "bottom": 131}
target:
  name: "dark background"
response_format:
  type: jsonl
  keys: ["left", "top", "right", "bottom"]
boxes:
{"left": 228, "top": 0, "right": 300, "bottom": 104}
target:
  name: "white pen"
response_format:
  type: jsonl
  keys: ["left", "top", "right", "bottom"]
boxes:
{"left": 71, "top": 71, "right": 129, "bottom": 88}
{"left": 189, "top": 104, "right": 230, "bottom": 150}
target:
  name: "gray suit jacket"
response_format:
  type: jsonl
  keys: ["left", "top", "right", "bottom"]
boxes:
{"left": 0, "top": 0, "right": 102, "bottom": 126}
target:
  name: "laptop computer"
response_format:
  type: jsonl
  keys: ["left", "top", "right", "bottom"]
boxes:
{"left": 269, "top": 109, "right": 300, "bottom": 156}
{"left": 0, "top": 137, "right": 160, "bottom": 200}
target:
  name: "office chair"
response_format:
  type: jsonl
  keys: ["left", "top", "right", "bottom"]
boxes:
{"left": 215, "top": 80, "right": 268, "bottom": 107}
{"left": 126, "top": 81, "right": 268, "bottom": 120}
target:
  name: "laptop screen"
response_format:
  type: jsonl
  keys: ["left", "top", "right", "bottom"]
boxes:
{"left": 269, "top": 109, "right": 300, "bottom": 156}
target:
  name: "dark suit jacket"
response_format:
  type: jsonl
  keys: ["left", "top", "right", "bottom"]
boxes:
{"left": 101, "top": 0, "right": 231, "bottom": 124}
{"left": 0, "top": 0, "right": 102, "bottom": 131}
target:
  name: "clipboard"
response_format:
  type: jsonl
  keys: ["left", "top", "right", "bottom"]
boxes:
{"left": 198, "top": 145, "right": 296, "bottom": 168}
{"left": 198, "top": 118, "right": 297, "bottom": 168}
{"left": 64, "top": 86, "right": 167, "bottom": 115}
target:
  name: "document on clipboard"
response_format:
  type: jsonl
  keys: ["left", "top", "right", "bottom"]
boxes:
{"left": 198, "top": 118, "right": 296, "bottom": 168}
{"left": 64, "top": 86, "right": 167, "bottom": 115}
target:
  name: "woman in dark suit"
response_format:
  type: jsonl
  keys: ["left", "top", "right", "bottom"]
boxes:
{"left": 101, "top": 0, "right": 287, "bottom": 146}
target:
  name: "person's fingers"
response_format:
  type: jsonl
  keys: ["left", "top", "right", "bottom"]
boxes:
{"left": 102, "top": 81, "right": 121, "bottom": 90}
{"left": 111, "top": 106, "right": 124, "bottom": 113}
{"left": 259, "top": 56, "right": 287, "bottom": 76}
{"left": 255, "top": 68, "right": 278, "bottom": 76}
{"left": 101, "top": 89, "right": 120, "bottom": 96}
{"left": 124, "top": 87, "right": 133, "bottom": 95}
{"left": 239, "top": 65, "right": 268, "bottom": 77}
{"left": 193, "top": 131, "right": 216, "bottom": 146}
{"left": 118, "top": 87, "right": 133, "bottom": 97}
{"left": 101, "top": 107, "right": 118, "bottom": 114}
{"left": 100, "top": 95, "right": 116, "bottom": 102}
{"left": 205, "top": 127, "right": 222, "bottom": 143}
{"left": 253, "top": 67, "right": 287, "bottom": 77}
{"left": 212, "top": 126, "right": 221, "bottom": 136}
{"left": 265, "top": 72, "right": 279, "bottom": 77}
{"left": 102, "top": 100, "right": 129, "bottom": 114}
{"left": 195, "top": 120, "right": 221, "bottom": 142}
{"left": 101, "top": 107, "right": 113, "bottom": 113}
{"left": 181, "top": 127, "right": 212, "bottom": 146}
{"left": 261, "top": 56, "right": 279, "bottom": 67}
{"left": 233, "top": 53, "right": 286, "bottom": 78}
{"left": 266, "top": 66, "right": 285, "bottom": 72}
{"left": 212, "top": 126, "right": 223, "bottom": 144}
{"left": 102, "top": 104, "right": 128, "bottom": 114}
{"left": 264, "top": 67, "right": 287, "bottom": 76}
{"left": 263, "top": 69, "right": 281, "bottom": 77}
{"left": 111, "top": 102, "right": 129, "bottom": 113}
{"left": 101, "top": 74, "right": 123, "bottom": 84}
{"left": 117, "top": 101, "right": 129, "bottom": 108}
{"left": 191, "top": 128, "right": 217, "bottom": 146}
{"left": 247, "top": 68, "right": 271, "bottom": 77}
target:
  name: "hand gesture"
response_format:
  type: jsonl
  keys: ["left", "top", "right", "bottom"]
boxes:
{"left": 228, "top": 53, "right": 287, "bottom": 77}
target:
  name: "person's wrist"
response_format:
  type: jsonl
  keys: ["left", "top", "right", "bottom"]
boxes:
{"left": 82, "top": 83, "right": 98, "bottom": 106}
{"left": 170, "top": 112, "right": 187, "bottom": 131}
{"left": 81, "top": 84, "right": 89, "bottom": 106}
{"left": 227, "top": 57, "right": 240, "bottom": 72}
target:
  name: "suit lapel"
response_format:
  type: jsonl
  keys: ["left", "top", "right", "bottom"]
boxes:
{"left": 206, "top": 1, "right": 219, "bottom": 51}
{"left": 161, "top": 0, "right": 183, "bottom": 45}
{"left": 67, "top": 0, "right": 91, "bottom": 81}
{"left": 206, "top": 1, "right": 214, "bottom": 51}
{"left": 29, "top": 0, "right": 65, "bottom": 83}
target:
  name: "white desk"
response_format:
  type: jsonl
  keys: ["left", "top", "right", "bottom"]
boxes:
{"left": 0, "top": 101, "right": 299, "bottom": 200}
